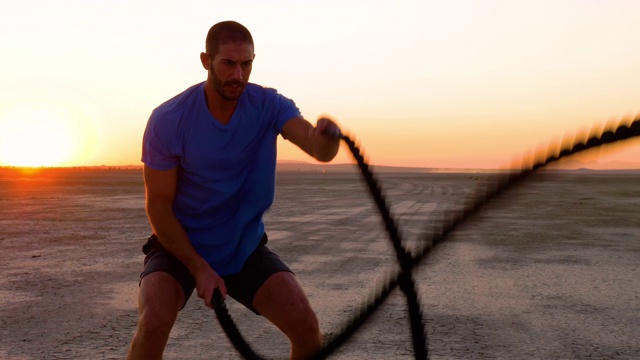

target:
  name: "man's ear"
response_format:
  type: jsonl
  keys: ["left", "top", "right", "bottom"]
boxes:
{"left": 200, "top": 52, "right": 211, "bottom": 70}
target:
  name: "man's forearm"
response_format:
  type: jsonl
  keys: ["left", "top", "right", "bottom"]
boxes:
{"left": 147, "top": 205, "right": 209, "bottom": 276}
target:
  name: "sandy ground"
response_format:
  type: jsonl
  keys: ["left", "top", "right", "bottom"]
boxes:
{"left": 0, "top": 168, "right": 638, "bottom": 359}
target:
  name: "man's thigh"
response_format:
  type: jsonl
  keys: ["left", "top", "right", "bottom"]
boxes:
{"left": 252, "top": 271, "right": 317, "bottom": 333}
{"left": 140, "top": 235, "right": 196, "bottom": 309}
{"left": 138, "top": 271, "right": 185, "bottom": 318}
{"left": 223, "top": 236, "right": 292, "bottom": 314}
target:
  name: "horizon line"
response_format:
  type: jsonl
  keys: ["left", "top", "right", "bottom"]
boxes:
{"left": 2, "top": 161, "right": 639, "bottom": 172}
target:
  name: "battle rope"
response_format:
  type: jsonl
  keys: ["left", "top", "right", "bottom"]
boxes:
{"left": 213, "top": 115, "right": 640, "bottom": 359}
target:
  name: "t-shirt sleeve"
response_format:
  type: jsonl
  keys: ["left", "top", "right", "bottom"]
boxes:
{"left": 141, "top": 110, "right": 180, "bottom": 170}
{"left": 270, "top": 90, "right": 302, "bottom": 134}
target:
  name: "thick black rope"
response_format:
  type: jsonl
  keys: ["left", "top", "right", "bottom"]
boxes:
{"left": 213, "top": 115, "right": 640, "bottom": 359}
{"left": 347, "top": 136, "right": 426, "bottom": 357}
{"left": 212, "top": 291, "right": 264, "bottom": 360}
{"left": 315, "top": 135, "right": 428, "bottom": 359}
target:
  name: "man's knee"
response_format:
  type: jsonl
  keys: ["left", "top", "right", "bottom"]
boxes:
{"left": 287, "top": 305, "right": 323, "bottom": 358}
{"left": 254, "top": 272, "right": 322, "bottom": 340}
{"left": 136, "top": 272, "right": 184, "bottom": 338}
{"left": 138, "top": 307, "right": 176, "bottom": 336}
{"left": 294, "top": 306, "right": 320, "bottom": 337}
{"left": 283, "top": 296, "right": 321, "bottom": 343}
{"left": 128, "top": 301, "right": 179, "bottom": 360}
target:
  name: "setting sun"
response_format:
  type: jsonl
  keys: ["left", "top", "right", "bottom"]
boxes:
{"left": 0, "top": 100, "right": 98, "bottom": 167}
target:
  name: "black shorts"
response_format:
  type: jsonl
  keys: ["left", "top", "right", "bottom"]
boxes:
{"left": 140, "top": 233, "right": 293, "bottom": 314}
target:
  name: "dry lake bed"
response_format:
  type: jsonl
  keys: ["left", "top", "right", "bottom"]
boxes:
{"left": 0, "top": 167, "right": 638, "bottom": 359}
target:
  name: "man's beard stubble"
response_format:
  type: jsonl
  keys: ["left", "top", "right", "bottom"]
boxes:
{"left": 212, "top": 71, "right": 245, "bottom": 101}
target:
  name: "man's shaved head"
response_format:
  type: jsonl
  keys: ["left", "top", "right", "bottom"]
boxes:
{"left": 206, "top": 21, "right": 254, "bottom": 57}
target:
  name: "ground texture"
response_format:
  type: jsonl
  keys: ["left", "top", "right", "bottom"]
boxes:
{"left": 1, "top": 169, "right": 638, "bottom": 359}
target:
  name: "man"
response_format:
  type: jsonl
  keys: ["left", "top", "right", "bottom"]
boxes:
{"left": 127, "top": 21, "right": 340, "bottom": 359}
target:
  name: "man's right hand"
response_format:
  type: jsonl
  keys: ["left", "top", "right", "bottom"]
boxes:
{"left": 194, "top": 265, "right": 227, "bottom": 309}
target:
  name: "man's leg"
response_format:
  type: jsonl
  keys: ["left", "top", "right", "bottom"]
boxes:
{"left": 253, "top": 271, "right": 323, "bottom": 360}
{"left": 127, "top": 272, "right": 185, "bottom": 360}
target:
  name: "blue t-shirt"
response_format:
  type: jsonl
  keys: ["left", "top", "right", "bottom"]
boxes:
{"left": 141, "top": 82, "right": 301, "bottom": 275}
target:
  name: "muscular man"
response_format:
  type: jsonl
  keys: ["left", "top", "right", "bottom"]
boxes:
{"left": 127, "top": 20, "right": 340, "bottom": 359}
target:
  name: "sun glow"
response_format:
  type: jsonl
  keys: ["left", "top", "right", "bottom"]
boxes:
{"left": 0, "top": 100, "right": 98, "bottom": 167}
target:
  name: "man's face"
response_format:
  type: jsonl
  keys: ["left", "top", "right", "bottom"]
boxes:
{"left": 208, "top": 42, "right": 254, "bottom": 101}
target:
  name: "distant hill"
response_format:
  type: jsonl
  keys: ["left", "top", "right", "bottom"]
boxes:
{"left": 276, "top": 160, "right": 434, "bottom": 173}
{"left": 546, "top": 159, "right": 640, "bottom": 171}
{"left": 2, "top": 159, "right": 638, "bottom": 174}
{"left": 277, "top": 159, "right": 640, "bottom": 173}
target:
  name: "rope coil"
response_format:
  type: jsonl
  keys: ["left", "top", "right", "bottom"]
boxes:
{"left": 213, "top": 115, "right": 640, "bottom": 359}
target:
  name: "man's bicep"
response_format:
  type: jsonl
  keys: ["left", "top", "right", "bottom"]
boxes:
{"left": 143, "top": 165, "right": 178, "bottom": 207}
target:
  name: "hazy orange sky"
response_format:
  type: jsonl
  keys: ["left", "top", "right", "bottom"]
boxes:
{"left": 0, "top": 1, "right": 638, "bottom": 169}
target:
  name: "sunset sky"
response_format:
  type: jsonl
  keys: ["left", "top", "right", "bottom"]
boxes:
{"left": 0, "top": 0, "right": 638, "bottom": 169}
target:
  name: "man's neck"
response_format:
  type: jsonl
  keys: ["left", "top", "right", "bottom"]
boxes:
{"left": 203, "top": 82, "right": 238, "bottom": 125}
